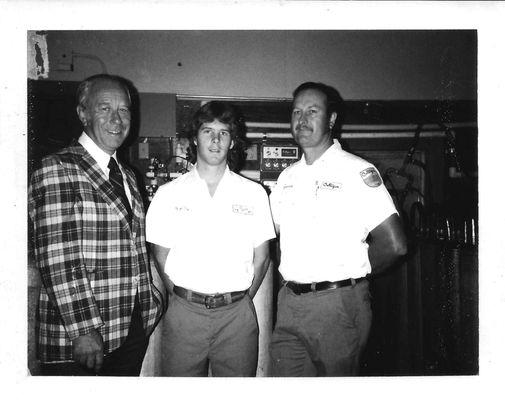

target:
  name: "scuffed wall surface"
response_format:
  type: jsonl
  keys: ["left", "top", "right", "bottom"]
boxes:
{"left": 46, "top": 30, "right": 477, "bottom": 100}
{"left": 28, "top": 31, "right": 48, "bottom": 80}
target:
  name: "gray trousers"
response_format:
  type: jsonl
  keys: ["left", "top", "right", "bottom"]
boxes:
{"left": 163, "top": 292, "right": 259, "bottom": 376}
{"left": 270, "top": 280, "right": 372, "bottom": 376}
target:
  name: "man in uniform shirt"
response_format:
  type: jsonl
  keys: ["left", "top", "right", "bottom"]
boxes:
{"left": 269, "top": 82, "right": 407, "bottom": 376}
{"left": 146, "top": 101, "right": 275, "bottom": 377}
{"left": 28, "top": 74, "right": 164, "bottom": 375}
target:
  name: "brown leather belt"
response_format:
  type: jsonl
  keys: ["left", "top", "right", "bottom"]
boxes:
{"left": 173, "top": 285, "right": 247, "bottom": 309}
{"left": 285, "top": 277, "right": 367, "bottom": 295}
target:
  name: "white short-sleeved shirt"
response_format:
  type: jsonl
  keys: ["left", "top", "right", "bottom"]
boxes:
{"left": 146, "top": 166, "right": 276, "bottom": 293}
{"left": 270, "top": 142, "right": 398, "bottom": 283}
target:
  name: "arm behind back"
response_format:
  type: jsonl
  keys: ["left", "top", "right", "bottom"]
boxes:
{"left": 367, "top": 213, "right": 408, "bottom": 276}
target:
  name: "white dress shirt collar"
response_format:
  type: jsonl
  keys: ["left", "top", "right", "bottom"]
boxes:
{"left": 78, "top": 132, "right": 118, "bottom": 178}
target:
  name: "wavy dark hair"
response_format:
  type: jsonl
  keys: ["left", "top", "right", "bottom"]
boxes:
{"left": 186, "top": 101, "right": 248, "bottom": 172}
{"left": 293, "top": 81, "right": 345, "bottom": 136}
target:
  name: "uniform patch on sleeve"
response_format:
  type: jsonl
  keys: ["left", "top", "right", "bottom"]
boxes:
{"left": 360, "top": 167, "right": 382, "bottom": 187}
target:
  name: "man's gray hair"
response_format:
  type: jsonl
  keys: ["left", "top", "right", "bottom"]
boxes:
{"left": 76, "top": 74, "right": 131, "bottom": 108}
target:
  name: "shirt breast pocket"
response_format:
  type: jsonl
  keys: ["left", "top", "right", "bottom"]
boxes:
{"left": 172, "top": 205, "right": 193, "bottom": 241}
{"left": 279, "top": 186, "right": 297, "bottom": 209}
{"left": 230, "top": 204, "right": 255, "bottom": 240}
{"left": 317, "top": 187, "right": 343, "bottom": 203}
{"left": 316, "top": 188, "right": 350, "bottom": 223}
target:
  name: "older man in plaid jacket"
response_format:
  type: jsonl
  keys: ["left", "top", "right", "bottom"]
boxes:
{"left": 28, "top": 74, "right": 164, "bottom": 376}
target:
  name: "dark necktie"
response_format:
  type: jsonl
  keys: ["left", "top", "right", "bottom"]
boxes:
{"left": 108, "top": 157, "right": 133, "bottom": 222}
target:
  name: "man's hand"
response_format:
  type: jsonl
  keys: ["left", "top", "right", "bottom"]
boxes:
{"left": 72, "top": 329, "right": 104, "bottom": 373}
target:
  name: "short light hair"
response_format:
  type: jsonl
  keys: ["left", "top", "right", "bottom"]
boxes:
{"left": 76, "top": 74, "right": 131, "bottom": 109}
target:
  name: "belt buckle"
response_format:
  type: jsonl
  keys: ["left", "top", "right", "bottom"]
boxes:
{"left": 204, "top": 295, "right": 217, "bottom": 309}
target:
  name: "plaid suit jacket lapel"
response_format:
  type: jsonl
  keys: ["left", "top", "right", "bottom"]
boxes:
{"left": 69, "top": 143, "right": 132, "bottom": 232}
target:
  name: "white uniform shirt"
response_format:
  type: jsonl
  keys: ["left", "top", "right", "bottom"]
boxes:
{"left": 146, "top": 166, "right": 276, "bottom": 293}
{"left": 270, "top": 142, "right": 398, "bottom": 283}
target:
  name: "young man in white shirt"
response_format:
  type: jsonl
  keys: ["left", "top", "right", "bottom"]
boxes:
{"left": 146, "top": 101, "right": 275, "bottom": 376}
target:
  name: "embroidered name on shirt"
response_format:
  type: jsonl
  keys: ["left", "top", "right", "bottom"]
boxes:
{"left": 316, "top": 180, "right": 342, "bottom": 191}
{"left": 232, "top": 204, "right": 253, "bottom": 215}
{"left": 174, "top": 205, "right": 190, "bottom": 213}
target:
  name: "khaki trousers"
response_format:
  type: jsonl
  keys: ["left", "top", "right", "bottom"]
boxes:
{"left": 163, "top": 292, "right": 259, "bottom": 376}
{"left": 270, "top": 280, "right": 372, "bottom": 376}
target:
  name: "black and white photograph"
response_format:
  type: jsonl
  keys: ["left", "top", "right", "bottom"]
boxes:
{"left": 1, "top": 1, "right": 504, "bottom": 399}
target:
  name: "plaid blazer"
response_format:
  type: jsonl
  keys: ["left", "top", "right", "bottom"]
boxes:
{"left": 28, "top": 142, "right": 164, "bottom": 363}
